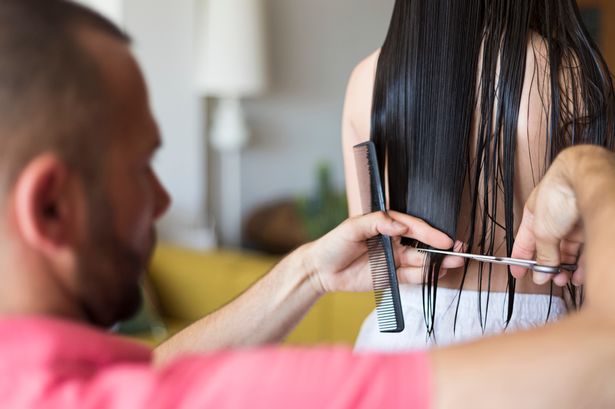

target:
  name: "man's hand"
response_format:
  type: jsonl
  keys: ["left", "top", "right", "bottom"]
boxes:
{"left": 511, "top": 149, "right": 586, "bottom": 286}
{"left": 303, "top": 211, "right": 460, "bottom": 294}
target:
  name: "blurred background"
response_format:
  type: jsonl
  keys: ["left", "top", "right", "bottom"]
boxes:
{"left": 79, "top": 0, "right": 396, "bottom": 253}
{"left": 75, "top": 0, "right": 614, "bottom": 253}
{"left": 75, "top": 0, "right": 613, "bottom": 345}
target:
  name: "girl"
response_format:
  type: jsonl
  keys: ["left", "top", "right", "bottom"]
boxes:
{"left": 342, "top": 0, "right": 615, "bottom": 351}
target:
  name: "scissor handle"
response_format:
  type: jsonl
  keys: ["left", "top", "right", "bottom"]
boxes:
{"left": 532, "top": 263, "right": 578, "bottom": 274}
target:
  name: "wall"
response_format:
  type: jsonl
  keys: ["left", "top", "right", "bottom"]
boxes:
{"left": 121, "top": 0, "right": 395, "bottom": 248}
{"left": 601, "top": 2, "right": 615, "bottom": 69}
{"left": 236, "top": 0, "right": 395, "bottom": 238}
{"left": 124, "top": 0, "right": 213, "bottom": 247}
{"left": 81, "top": 0, "right": 397, "bottom": 248}
{"left": 577, "top": 0, "right": 615, "bottom": 69}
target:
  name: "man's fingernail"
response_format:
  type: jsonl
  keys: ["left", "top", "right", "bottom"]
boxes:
{"left": 510, "top": 268, "right": 526, "bottom": 278}
{"left": 554, "top": 275, "right": 569, "bottom": 287}
{"left": 533, "top": 272, "right": 551, "bottom": 285}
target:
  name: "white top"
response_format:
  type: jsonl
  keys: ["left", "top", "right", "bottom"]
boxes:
{"left": 355, "top": 284, "right": 568, "bottom": 352}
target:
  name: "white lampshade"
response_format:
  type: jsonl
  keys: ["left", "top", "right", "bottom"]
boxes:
{"left": 197, "top": 0, "right": 267, "bottom": 97}
{"left": 74, "top": 0, "right": 123, "bottom": 26}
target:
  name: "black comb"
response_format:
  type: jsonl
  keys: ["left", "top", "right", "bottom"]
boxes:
{"left": 353, "top": 141, "right": 404, "bottom": 333}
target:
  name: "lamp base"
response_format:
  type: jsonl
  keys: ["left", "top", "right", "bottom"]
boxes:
{"left": 213, "top": 149, "right": 243, "bottom": 247}
{"left": 210, "top": 97, "right": 249, "bottom": 152}
{"left": 208, "top": 97, "right": 248, "bottom": 247}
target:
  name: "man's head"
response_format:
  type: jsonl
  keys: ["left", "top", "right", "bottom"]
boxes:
{"left": 0, "top": 0, "right": 170, "bottom": 326}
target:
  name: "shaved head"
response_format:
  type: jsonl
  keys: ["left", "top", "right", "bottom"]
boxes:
{"left": 0, "top": 0, "right": 130, "bottom": 194}
{"left": 0, "top": 0, "right": 170, "bottom": 329}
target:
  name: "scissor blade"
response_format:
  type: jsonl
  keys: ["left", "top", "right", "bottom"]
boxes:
{"left": 418, "top": 248, "right": 571, "bottom": 274}
{"left": 418, "top": 248, "right": 486, "bottom": 261}
{"left": 418, "top": 248, "right": 535, "bottom": 269}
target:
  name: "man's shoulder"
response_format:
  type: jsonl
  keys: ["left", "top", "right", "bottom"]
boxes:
{"left": 0, "top": 316, "right": 154, "bottom": 407}
{"left": 0, "top": 316, "right": 152, "bottom": 366}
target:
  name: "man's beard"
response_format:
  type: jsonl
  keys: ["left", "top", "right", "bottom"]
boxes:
{"left": 75, "top": 190, "right": 152, "bottom": 327}
{"left": 78, "top": 232, "right": 144, "bottom": 327}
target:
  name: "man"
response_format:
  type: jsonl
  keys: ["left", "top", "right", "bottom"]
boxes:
{"left": 0, "top": 1, "right": 613, "bottom": 408}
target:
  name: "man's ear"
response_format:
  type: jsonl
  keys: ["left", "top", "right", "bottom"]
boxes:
{"left": 13, "top": 154, "right": 82, "bottom": 254}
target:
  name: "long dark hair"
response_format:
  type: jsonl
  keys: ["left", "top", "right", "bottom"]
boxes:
{"left": 371, "top": 0, "right": 615, "bottom": 335}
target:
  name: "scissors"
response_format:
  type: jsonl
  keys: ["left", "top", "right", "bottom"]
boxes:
{"left": 417, "top": 248, "right": 577, "bottom": 274}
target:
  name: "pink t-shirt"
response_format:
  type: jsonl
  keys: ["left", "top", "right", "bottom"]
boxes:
{"left": 0, "top": 317, "right": 431, "bottom": 408}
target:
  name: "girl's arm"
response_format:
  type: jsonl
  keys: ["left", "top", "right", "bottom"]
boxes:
{"left": 341, "top": 51, "right": 379, "bottom": 217}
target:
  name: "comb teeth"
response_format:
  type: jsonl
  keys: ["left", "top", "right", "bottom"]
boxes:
{"left": 354, "top": 141, "right": 404, "bottom": 333}
{"left": 367, "top": 236, "right": 404, "bottom": 332}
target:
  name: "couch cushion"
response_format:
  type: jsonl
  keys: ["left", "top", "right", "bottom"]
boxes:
{"left": 148, "top": 245, "right": 278, "bottom": 322}
{"left": 147, "top": 244, "right": 375, "bottom": 345}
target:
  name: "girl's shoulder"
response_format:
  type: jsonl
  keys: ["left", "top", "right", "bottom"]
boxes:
{"left": 343, "top": 49, "right": 381, "bottom": 141}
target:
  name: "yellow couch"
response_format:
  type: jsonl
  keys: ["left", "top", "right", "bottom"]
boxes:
{"left": 142, "top": 244, "right": 375, "bottom": 346}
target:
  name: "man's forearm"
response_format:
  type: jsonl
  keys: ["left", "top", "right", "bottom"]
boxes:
{"left": 567, "top": 146, "right": 615, "bottom": 314}
{"left": 154, "top": 244, "right": 321, "bottom": 365}
{"left": 432, "top": 310, "right": 615, "bottom": 409}
{"left": 433, "top": 146, "right": 615, "bottom": 408}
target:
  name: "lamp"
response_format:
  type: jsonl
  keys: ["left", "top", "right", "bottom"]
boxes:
{"left": 74, "top": 0, "right": 123, "bottom": 26}
{"left": 196, "top": 0, "right": 267, "bottom": 246}
{"left": 197, "top": 0, "right": 267, "bottom": 151}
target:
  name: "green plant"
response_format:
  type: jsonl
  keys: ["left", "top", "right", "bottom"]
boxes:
{"left": 295, "top": 162, "right": 348, "bottom": 240}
